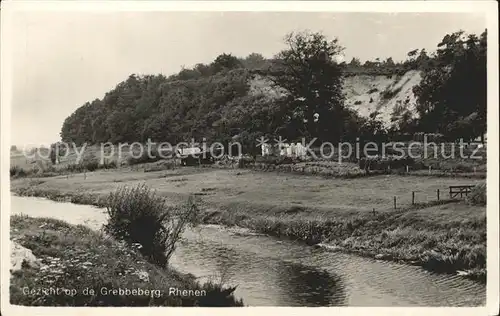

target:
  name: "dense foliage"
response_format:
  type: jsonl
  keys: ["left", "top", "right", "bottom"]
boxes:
{"left": 266, "top": 31, "right": 347, "bottom": 143}
{"left": 60, "top": 29, "right": 487, "bottom": 148}
{"left": 466, "top": 182, "right": 486, "bottom": 206}
{"left": 413, "top": 30, "right": 487, "bottom": 141}
{"left": 104, "top": 184, "right": 200, "bottom": 266}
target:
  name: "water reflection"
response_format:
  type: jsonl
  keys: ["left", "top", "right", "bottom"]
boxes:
{"left": 171, "top": 225, "right": 485, "bottom": 307}
{"left": 11, "top": 196, "right": 487, "bottom": 307}
{"left": 278, "top": 262, "right": 346, "bottom": 306}
{"left": 171, "top": 230, "right": 346, "bottom": 306}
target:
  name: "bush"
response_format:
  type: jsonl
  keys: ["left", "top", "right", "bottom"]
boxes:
{"left": 237, "top": 155, "right": 255, "bottom": 168}
{"left": 127, "top": 148, "right": 165, "bottom": 165}
{"left": 466, "top": 183, "right": 486, "bottom": 206}
{"left": 65, "top": 164, "right": 84, "bottom": 173}
{"left": 10, "top": 165, "right": 27, "bottom": 178}
{"left": 10, "top": 216, "right": 243, "bottom": 307}
{"left": 64, "top": 157, "right": 115, "bottom": 173}
{"left": 102, "top": 160, "right": 117, "bottom": 169}
{"left": 195, "top": 282, "right": 243, "bottom": 307}
{"left": 144, "top": 160, "right": 176, "bottom": 172}
{"left": 83, "top": 160, "right": 99, "bottom": 172}
{"left": 359, "top": 155, "right": 415, "bottom": 171}
{"left": 381, "top": 85, "right": 403, "bottom": 100}
{"left": 104, "top": 184, "right": 200, "bottom": 266}
{"left": 255, "top": 155, "right": 295, "bottom": 165}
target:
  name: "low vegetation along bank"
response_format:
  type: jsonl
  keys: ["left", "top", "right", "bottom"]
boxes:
{"left": 202, "top": 199, "right": 485, "bottom": 282}
{"left": 12, "top": 172, "right": 487, "bottom": 283}
{"left": 10, "top": 187, "right": 243, "bottom": 307}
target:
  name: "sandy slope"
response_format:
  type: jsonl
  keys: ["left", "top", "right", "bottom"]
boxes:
{"left": 249, "top": 70, "right": 422, "bottom": 127}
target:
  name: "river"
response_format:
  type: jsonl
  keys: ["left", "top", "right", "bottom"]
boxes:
{"left": 10, "top": 195, "right": 486, "bottom": 306}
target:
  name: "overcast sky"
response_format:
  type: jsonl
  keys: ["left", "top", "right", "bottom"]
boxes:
{"left": 8, "top": 11, "right": 486, "bottom": 146}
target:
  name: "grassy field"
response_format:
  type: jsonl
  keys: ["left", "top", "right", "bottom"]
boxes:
{"left": 10, "top": 166, "right": 486, "bottom": 281}
{"left": 11, "top": 167, "right": 484, "bottom": 212}
{"left": 10, "top": 215, "right": 244, "bottom": 306}
{"left": 11, "top": 142, "right": 487, "bottom": 180}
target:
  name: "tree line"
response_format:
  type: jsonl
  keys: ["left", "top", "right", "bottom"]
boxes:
{"left": 60, "top": 29, "right": 487, "bottom": 151}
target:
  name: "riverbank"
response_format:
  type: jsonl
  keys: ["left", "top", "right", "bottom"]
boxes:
{"left": 10, "top": 215, "right": 244, "bottom": 306}
{"left": 202, "top": 200, "right": 486, "bottom": 281}
{"left": 10, "top": 167, "right": 486, "bottom": 282}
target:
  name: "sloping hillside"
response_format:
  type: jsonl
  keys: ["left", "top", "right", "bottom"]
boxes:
{"left": 249, "top": 70, "right": 422, "bottom": 127}
{"left": 344, "top": 70, "right": 422, "bottom": 126}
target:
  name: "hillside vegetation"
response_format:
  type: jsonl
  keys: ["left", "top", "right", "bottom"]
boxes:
{"left": 344, "top": 70, "right": 422, "bottom": 125}
{"left": 59, "top": 29, "right": 486, "bottom": 149}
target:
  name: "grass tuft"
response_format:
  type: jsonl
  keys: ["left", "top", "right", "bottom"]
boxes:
{"left": 466, "top": 183, "right": 486, "bottom": 206}
{"left": 104, "top": 184, "right": 200, "bottom": 267}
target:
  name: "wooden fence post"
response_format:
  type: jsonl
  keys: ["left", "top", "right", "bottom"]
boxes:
{"left": 437, "top": 189, "right": 440, "bottom": 201}
{"left": 406, "top": 165, "right": 409, "bottom": 173}
{"left": 428, "top": 165, "right": 431, "bottom": 175}
{"left": 394, "top": 196, "right": 397, "bottom": 209}
{"left": 412, "top": 191, "right": 415, "bottom": 205}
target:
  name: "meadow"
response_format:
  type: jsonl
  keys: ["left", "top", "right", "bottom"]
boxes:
{"left": 11, "top": 163, "right": 486, "bottom": 281}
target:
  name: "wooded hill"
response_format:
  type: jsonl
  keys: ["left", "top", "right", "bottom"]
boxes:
{"left": 60, "top": 29, "right": 487, "bottom": 149}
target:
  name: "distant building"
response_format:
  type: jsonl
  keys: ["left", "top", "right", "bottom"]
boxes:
{"left": 261, "top": 142, "right": 307, "bottom": 158}
{"left": 176, "top": 146, "right": 213, "bottom": 166}
{"left": 176, "top": 147, "right": 202, "bottom": 156}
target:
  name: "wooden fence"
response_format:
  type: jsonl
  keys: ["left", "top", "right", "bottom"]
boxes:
{"left": 449, "top": 185, "right": 476, "bottom": 199}
{"left": 390, "top": 185, "right": 475, "bottom": 210}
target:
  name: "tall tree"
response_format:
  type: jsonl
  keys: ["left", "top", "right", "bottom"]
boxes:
{"left": 266, "top": 31, "right": 347, "bottom": 142}
{"left": 241, "top": 53, "right": 267, "bottom": 70}
{"left": 211, "top": 53, "right": 242, "bottom": 74}
{"left": 413, "top": 30, "right": 487, "bottom": 141}
{"left": 349, "top": 57, "right": 361, "bottom": 67}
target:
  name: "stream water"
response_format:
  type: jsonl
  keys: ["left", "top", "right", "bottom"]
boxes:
{"left": 10, "top": 195, "right": 486, "bottom": 306}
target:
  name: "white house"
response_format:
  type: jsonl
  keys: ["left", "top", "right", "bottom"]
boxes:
{"left": 261, "top": 142, "right": 307, "bottom": 158}
{"left": 176, "top": 147, "right": 202, "bottom": 156}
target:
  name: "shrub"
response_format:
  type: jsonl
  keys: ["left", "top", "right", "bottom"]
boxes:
{"left": 381, "top": 85, "right": 403, "bottom": 100}
{"left": 63, "top": 156, "right": 115, "bottom": 173}
{"left": 10, "top": 216, "right": 243, "bottom": 307}
{"left": 368, "top": 88, "right": 379, "bottom": 94}
{"left": 354, "top": 100, "right": 362, "bottom": 105}
{"left": 83, "top": 160, "right": 99, "bottom": 172}
{"left": 359, "top": 155, "right": 415, "bottom": 171}
{"left": 195, "top": 282, "right": 243, "bottom": 307}
{"left": 65, "top": 164, "right": 84, "bottom": 173}
{"left": 255, "top": 155, "right": 295, "bottom": 165}
{"left": 144, "top": 161, "right": 175, "bottom": 172}
{"left": 104, "top": 184, "right": 200, "bottom": 266}
{"left": 237, "top": 155, "right": 255, "bottom": 168}
{"left": 466, "top": 183, "right": 486, "bottom": 206}
{"left": 126, "top": 147, "right": 164, "bottom": 165}
{"left": 102, "top": 160, "right": 117, "bottom": 169}
{"left": 10, "top": 165, "right": 27, "bottom": 178}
